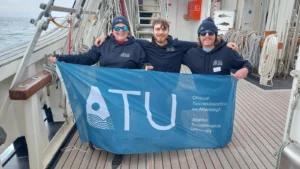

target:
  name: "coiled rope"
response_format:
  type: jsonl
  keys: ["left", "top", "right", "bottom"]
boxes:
{"left": 258, "top": 34, "right": 279, "bottom": 86}
{"left": 242, "top": 31, "right": 262, "bottom": 68}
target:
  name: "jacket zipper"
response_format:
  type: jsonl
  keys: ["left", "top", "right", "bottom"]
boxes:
{"left": 205, "top": 53, "right": 210, "bottom": 74}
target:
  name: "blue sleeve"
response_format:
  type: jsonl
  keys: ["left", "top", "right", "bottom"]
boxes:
{"left": 230, "top": 50, "right": 253, "bottom": 73}
{"left": 177, "top": 40, "right": 198, "bottom": 53}
{"left": 56, "top": 45, "right": 101, "bottom": 65}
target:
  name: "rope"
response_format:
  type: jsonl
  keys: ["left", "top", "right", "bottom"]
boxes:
{"left": 96, "top": 0, "right": 122, "bottom": 37}
{"left": 212, "top": 0, "right": 218, "bottom": 20}
{"left": 61, "top": 144, "right": 102, "bottom": 153}
{"left": 223, "top": 29, "right": 247, "bottom": 56}
{"left": 274, "top": 70, "right": 300, "bottom": 168}
{"left": 74, "top": 43, "right": 90, "bottom": 54}
{"left": 242, "top": 31, "right": 262, "bottom": 68}
{"left": 258, "top": 34, "right": 279, "bottom": 86}
{"left": 50, "top": 16, "right": 97, "bottom": 29}
{"left": 123, "top": 0, "right": 138, "bottom": 37}
{"left": 50, "top": 18, "right": 71, "bottom": 28}
{"left": 68, "top": 17, "right": 73, "bottom": 54}
{"left": 43, "top": 60, "right": 58, "bottom": 87}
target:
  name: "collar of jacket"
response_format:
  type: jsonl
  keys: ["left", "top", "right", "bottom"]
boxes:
{"left": 198, "top": 39, "right": 227, "bottom": 54}
{"left": 151, "top": 35, "right": 177, "bottom": 48}
{"left": 108, "top": 34, "right": 136, "bottom": 46}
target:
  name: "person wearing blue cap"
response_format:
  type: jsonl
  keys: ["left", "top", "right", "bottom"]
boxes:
{"left": 48, "top": 16, "right": 150, "bottom": 169}
{"left": 183, "top": 17, "right": 252, "bottom": 78}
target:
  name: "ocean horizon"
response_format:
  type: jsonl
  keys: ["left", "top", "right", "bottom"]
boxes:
{"left": 0, "top": 17, "right": 57, "bottom": 51}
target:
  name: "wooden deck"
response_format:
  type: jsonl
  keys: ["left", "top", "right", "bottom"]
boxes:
{"left": 54, "top": 65, "right": 291, "bottom": 169}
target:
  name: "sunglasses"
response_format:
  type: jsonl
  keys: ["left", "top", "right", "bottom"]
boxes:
{"left": 114, "top": 26, "right": 128, "bottom": 32}
{"left": 199, "top": 30, "right": 215, "bottom": 36}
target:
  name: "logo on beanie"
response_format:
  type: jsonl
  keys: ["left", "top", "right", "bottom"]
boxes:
{"left": 200, "top": 27, "right": 204, "bottom": 31}
{"left": 118, "top": 19, "right": 123, "bottom": 22}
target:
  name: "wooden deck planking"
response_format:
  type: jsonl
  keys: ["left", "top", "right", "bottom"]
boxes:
{"left": 177, "top": 150, "right": 189, "bottom": 169}
{"left": 120, "top": 154, "right": 130, "bottom": 169}
{"left": 239, "top": 82, "right": 288, "bottom": 122}
{"left": 137, "top": 154, "right": 146, "bottom": 169}
{"left": 238, "top": 82, "right": 287, "bottom": 126}
{"left": 162, "top": 151, "right": 172, "bottom": 169}
{"left": 70, "top": 142, "right": 89, "bottom": 168}
{"left": 214, "top": 148, "right": 232, "bottom": 169}
{"left": 129, "top": 154, "right": 139, "bottom": 169}
{"left": 235, "top": 102, "right": 282, "bottom": 148}
{"left": 221, "top": 144, "right": 243, "bottom": 169}
{"left": 230, "top": 133, "right": 257, "bottom": 169}
{"left": 87, "top": 148, "right": 101, "bottom": 169}
{"left": 236, "top": 85, "right": 285, "bottom": 142}
{"left": 237, "top": 83, "right": 286, "bottom": 131}
{"left": 199, "top": 149, "right": 215, "bottom": 169}
{"left": 78, "top": 146, "right": 94, "bottom": 169}
{"left": 54, "top": 132, "right": 79, "bottom": 169}
{"left": 184, "top": 149, "right": 198, "bottom": 169}
{"left": 54, "top": 66, "right": 291, "bottom": 169}
{"left": 169, "top": 151, "right": 180, "bottom": 169}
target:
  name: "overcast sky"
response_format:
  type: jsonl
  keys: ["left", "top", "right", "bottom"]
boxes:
{"left": 0, "top": 0, "right": 74, "bottom": 18}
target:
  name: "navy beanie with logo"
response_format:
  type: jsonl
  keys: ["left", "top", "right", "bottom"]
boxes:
{"left": 197, "top": 17, "right": 218, "bottom": 36}
{"left": 112, "top": 16, "right": 130, "bottom": 30}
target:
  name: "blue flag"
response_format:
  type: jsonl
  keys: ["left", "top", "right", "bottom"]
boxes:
{"left": 57, "top": 62, "right": 237, "bottom": 154}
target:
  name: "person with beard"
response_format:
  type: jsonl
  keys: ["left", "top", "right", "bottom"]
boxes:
{"left": 94, "top": 18, "right": 238, "bottom": 73}
{"left": 48, "top": 16, "right": 150, "bottom": 169}
{"left": 183, "top": 17, "right": 252, "bottom": 78}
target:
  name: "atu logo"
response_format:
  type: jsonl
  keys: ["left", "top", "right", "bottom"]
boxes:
{"left": 86, "top": 86, "right": 177, "bottom": 131}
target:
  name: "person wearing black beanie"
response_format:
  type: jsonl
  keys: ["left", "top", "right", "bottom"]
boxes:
{"left": 183, "top": 17, "right": 252, "bottom": 79}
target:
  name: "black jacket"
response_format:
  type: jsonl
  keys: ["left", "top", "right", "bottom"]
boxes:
{"left": 56, "top": 35, "right": 146, "bottom": 69}
{"left": 136, "top": 36, "right": 197, "bottom": 73}
{"left": 183, "top": 40, "right": 252, "bottom": 75}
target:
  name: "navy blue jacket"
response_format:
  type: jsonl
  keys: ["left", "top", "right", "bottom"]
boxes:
{"left": 56, "top": 36, "right": 146, "bottom": 69}
{"left": 183, "top": 40, "right": 252, "bottom": 75}
{"left": 136, "top": 36, "right": 197, "bottom": 73}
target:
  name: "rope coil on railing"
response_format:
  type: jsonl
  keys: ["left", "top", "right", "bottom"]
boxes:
{"left": 258, "top": 34, "right": 279, "bottom": 86}
{"left": 242, "top": 31, "right": 262, "bottom": 68}
{"left": 43, "top": 57, "right": 59, "bottom": 87}
{"left": 223, "top": 29, "right": 247, "bottom": 56}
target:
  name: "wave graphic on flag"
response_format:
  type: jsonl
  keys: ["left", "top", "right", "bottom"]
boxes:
{"left": 87, "top": 114, "right": 115, "bottom": 130}
{"left": 86, "top": 86, "right": 115, "bottom": 130}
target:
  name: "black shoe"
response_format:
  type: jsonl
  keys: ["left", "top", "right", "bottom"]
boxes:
{"left": 112, "top": 154, "right": 123, "bottom": 169}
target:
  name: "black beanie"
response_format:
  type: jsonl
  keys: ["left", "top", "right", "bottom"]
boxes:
{"left": 197, "top": 17, "right": 218, "bottom": 36}
{"left": 112, "top": 16, "right": 130, "bottom": 30}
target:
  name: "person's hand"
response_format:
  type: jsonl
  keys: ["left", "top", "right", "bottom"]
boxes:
{"left": 233, "top": 68, "right": 248, "bottom": 79}
{"left": 94, "top": 36, "right": 106, "bottom": 46}
{"left": 48, "top": 56, "right": 57, "bottom": 63}
{"left": 227, "top": 42, "right": 238, "bottom": 51}
{"left": 145, "top": 65, "right": 154, "bottom": 71}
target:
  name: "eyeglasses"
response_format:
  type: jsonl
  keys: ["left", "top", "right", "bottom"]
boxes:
{"left": 199, "top": 30, "right": 215, "bottom": 36}
{"left": 114, "top": 26, "right": 128, "bottom": 32}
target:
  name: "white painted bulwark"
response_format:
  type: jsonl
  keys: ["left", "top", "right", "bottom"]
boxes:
{"left": 24, "top": 95, "right": 44, "bottom": 169}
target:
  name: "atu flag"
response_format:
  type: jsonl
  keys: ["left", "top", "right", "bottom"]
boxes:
{"left": 56, "top": 62, "right": 237, "bottom": 154}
